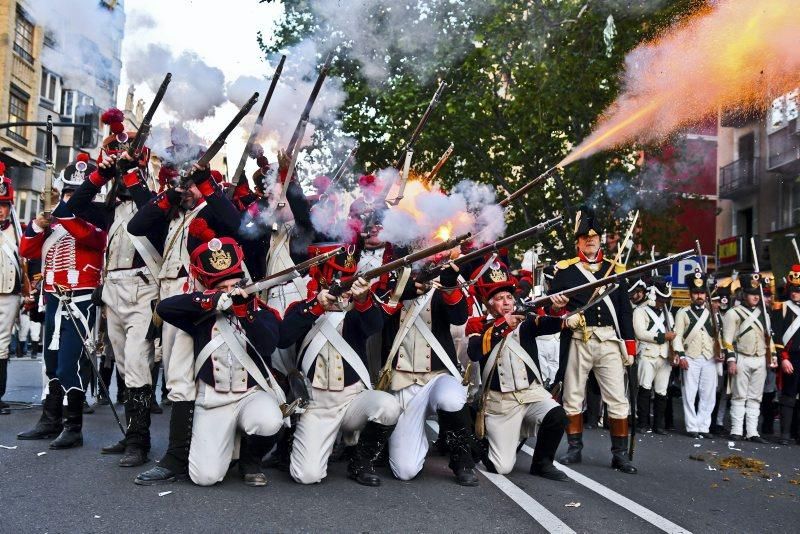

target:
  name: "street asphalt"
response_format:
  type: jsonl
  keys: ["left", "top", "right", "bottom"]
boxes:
{"left": 1, "top": 357, "right": 799, "bottom": 533}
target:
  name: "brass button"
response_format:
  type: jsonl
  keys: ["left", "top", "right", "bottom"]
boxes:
{"left": 241, "top": 378, "right": 246, "bottom": 382}
{"left": 337, "top": 377, "right": 342, "bottom": 381}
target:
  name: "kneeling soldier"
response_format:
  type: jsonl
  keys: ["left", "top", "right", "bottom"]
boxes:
{"left": 279, "top": 243, "right": 401, "bottom": 486}
{"left": 156, "top": 232, "right": 285, "bottom": 486}
{"left": 467, "top": 260, "right": 569, "bottom": 480}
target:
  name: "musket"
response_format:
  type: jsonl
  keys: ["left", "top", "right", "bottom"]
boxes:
{"left": 423, "top": 143, "right": 454, "bottom": 185}
{"left": 286, "top": 52, "right": 333, "bottom": 157}
{"left": 695, "top": 240, "right": 723, "bottom": 362}
{"left": 42, "top": 116, "right": 54, "bottom": 217}
{"left": 499, "top": 165, "right": 561, "bottom": 208}
{"left": 791, "top": 237, "right": 800, "bottom": 262}
{"left": 318, "top": 144, "right": 358, "bottom": 205}
{"left": 231, "top": 56, "right": 286, "bottom": 182}
{"left": 181, "top": 92, "right": 260, "bottom": 184}
{"left": 522, "top": 250, "right": 695, "bottom": 309}
{"left": 394, "top": 80, "right": 447, "bottom": 169}
{"left": 750, "top": 237, "right": 778, "bottom": 369}
{"left": 328, "top": 232, "right": 471, "bottom": 297}
{"left": 415, "top": 215, "right": 564, "bottom": 284}
{"left": 651, "top": 246, "right": 678, "bottom": 366}
{"left": 193, "top": 247, "right": 343, "bottom": 325}
{"left": 55, "top": 287, "right": 125, "bottom": 436}
{"left": 128, "top": 72, "right": 171, "bottom": 158}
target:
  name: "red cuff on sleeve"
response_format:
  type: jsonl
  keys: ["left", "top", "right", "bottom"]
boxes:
{"left": 307, "top": 299, "right": 325, "bottom": 317}
{"left": 232, "top": 302, "right": 248, "bottom": 317}
{"left": 782, "top": 351, "right": 790, "bottom": 361}
{"left": 156, "top": 194, "right": 171, "bottom": 211}
{"left": 549, "top": 306, "right": 568, "bottom": 317}
{"left": 196, "top": 179, "right": 216, "bottom": 197}
{"left": 353, "top": 293, "right": 374, "bottom": 312}
{"left": 88, "top": 170, "right": 107, "bottom": 187}
{"left": 440, "top": 288, "right": 463, "bottom": 305}
{"left": 625, "top": 340, "right": 637, "bottom": 357}
{"left": 122, "top": 171, "right": 141, "bottom": 188}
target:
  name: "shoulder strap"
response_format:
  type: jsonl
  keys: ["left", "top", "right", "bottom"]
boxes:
{"left": 575, "top": 263, "right": 621, "bottom": 337}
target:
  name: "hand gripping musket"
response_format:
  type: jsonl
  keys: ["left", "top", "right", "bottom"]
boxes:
{"left": 54, "top": 287, "right": 125, "bottom": 436}
{"left": 327, "top": 232, "right": 471, "bottom": 298}
{"left": 180, "top": 92, "right": 260, "bottom": 185}
{"left": 42, "top": 116, "right": 54, "bottom": 218}
{"left": 695, "top": 240, "right": 723, "bottom": 363}
{"left": 750, "top": 237, "right": 779, "bottom": 369}
{"left": 231, "top": 56, "right": 286, "bottom": 184}
{"left": 414, "top": 215, "right": 564, "bottom": 285}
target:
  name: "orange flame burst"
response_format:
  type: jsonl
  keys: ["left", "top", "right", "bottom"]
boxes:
{"left": 560, "top": 0, "right": 800, "bottom": 166}
{"left": 435, "top": 223, "right": 453, "bottom": 242}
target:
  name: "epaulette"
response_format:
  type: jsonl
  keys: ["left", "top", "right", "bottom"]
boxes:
{"left": 604, "top": 258, "right": 626, "bottom": 274}
{"left": 555, "top": 257, "right": 580, "bottom": 270}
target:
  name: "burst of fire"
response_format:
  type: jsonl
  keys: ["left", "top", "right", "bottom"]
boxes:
{"left": 561, "top": 0, "right": 800, "bottom": 166}
{"left": 435, "top": 223, "right": 453, "bottom": 242}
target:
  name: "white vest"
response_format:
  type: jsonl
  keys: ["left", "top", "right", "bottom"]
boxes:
{"left": 158, "top": 204, "right": 203, "bottom": 280}
{"left": 105, "top": 201, "right": 138, "bottom": 271}
{"left": 0, "top": 224, "right": 19, "bottom": 294}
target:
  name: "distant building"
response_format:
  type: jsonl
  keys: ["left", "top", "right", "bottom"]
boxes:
{"left": 0, "top": 0, "right": 125, "bottom": 222}
{"left": 716, "top": 90, "right": 800, "bottom": 281}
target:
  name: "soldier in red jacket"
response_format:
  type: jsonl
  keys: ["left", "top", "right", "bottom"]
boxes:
{"left": 17, "top": 156, "right": 107, "bottom": 449}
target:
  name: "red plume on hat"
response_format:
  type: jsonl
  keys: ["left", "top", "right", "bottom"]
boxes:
{"left": 0, "top": 162, "right": 6, "bottom": 175}
{"left": 101, "top": 108, "right": 125, "bottom": 125}
{"left": 189, "top": 217, "right": 215, "bottom": 243}
{"left": 358, "top": 174, "right": 376, "bottom": 188}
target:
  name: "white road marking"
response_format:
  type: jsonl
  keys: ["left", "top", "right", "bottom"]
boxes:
{"left": 519, "top": 444, "right": 692, "bottom": 534}
{"left": 426, "top": 421, "right": 575, "bottom": 534}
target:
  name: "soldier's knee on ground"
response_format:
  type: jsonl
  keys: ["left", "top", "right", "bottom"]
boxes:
{"left": 490, "top": 450, "right": 516, "bottom": 475}
{"left": 391, "top": 457, "right": 423, "bottom": 481}
{"left": 290, "top": 463, "right": 326, "bottom": 485}
{"left": 189, "top": 463, "right": 227, "bottom": 487}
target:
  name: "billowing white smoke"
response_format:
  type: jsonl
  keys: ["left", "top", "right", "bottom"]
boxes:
{"left": 28, "top": 0, "right": 122, "bottom": 107}
{"left": 126, "top": 44, "right": 226, "bottom": 121}
{"left": 379, "top": 179, "right": 505, "bottom": 247}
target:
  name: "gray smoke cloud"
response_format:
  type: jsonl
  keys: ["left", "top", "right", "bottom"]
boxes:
{"left": 28, "top": 0, "right": 122, "bottom": 107}
{"left": 125, "top": 44, "right": 226, "bottom": 121}
{"left": 279, "top": 0, "right": 490, "bottom": 85}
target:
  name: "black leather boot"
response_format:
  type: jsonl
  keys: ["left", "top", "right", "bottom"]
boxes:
{"left": 439, "top": 408, "right": 480, "bottom": 486}
{"left": 761, "top": 391, "right": 776, "bottom": 436}
{"left": 101, "top": 401, "right": 130, "bottom": 454}
{"left": 262, "top": 426, "right": 293, "bottom": 471}
{"left": 135, "top": 400, "right": 193, "bottom": 485}
{"left": 116, "top": 372, "right": 126, "bottom": 405}
{"left": 778, "top": 396, "right": 796, "bottom": 446}
{"left": 636, "top": 387, "right": 651, "bottom": 430}
{"left": 558, "top": 413, "right": 584, "bottom": 464}
{"left": 348, "top": 421, "right": 394, "bottom": 487}
{"left": 0, "top": 359, "right": 10, "bottom": 415}
{"left": 652, "top": 394, "right": 668, "bottom": 435}
{"left": 50, "top": 389, "right": 84, "bottom": 449}
{"left": 120, "top": 385, "right": 152, "bottom": 467}
{"left": 530, "top": 408, "right": 568, "bottom": 481}
{"left": 18, "top": 379, "right": 64, "bottom": 440}
{"left": 239, "top": 434, "right": 276, "bottom": 486}
{"left": 609, "top": 417, "right": 637, "bottom": 474}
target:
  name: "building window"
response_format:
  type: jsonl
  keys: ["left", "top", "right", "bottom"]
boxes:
{"left": 13, "top": 7, "right": 35, "bottom": 64}
{"left": 61, "top": 89, "right": 94, "bottom": 120}
{"left": 768, "top": 89, "right": 799, "bottom": 133}
{"left": 7, "top": 85, "right": 30, "bottom": 144}
{"left": 40, "top": 69, "right": 61, "bottom": 110}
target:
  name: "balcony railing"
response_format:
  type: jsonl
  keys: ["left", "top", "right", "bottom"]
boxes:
{"left": 719, "top": 157, "right": 760, "bottom": 199}
{"left": 768, "top": 118, "right": 800, "bottom": 173}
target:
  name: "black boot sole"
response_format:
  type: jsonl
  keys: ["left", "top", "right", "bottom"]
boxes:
{"left": 17, "top": 430, "right": 62, "bottom": 440}
{"left": 49, "top": 438, "right": 84, "bottom": 450}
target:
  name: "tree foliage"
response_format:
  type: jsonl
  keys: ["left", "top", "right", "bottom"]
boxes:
{"left": 258, "top": 0, "right": 701, "bottom": 257}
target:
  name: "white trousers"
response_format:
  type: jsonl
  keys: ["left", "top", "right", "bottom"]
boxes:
{"left": 389, "top": 374, "right": 466, "bottom": 480}
{"left": 681, "top": 357, "right": 718, "bottom": 432}
{"left": 189, "top": 383, "right": 284, "bottom": 486}
{"left": 484, "top": 389, "right": 559, "bottom": 475}
{"left": 563, "top": 332, "right": 629, "bottom": 418}
{"left": 730, "top": 356, "right": 767, "bottom": 437}
{"left": 535, "top": 334, "right": 560, "bottom": 385}
{"left": 0, "top": 294, "right": 21, "bottom": 359}
{"left": 103, "top": 271, "right": 158, "bottom": 388}
{"left": 638, "top": 355, "right": 671, "bottom": 396}
{"left": 18, "top": 312, "right": 41, "bottom": 342}
{"left": 290, "top": 383, "right": 401, "bottom": 485}
{"left": 159, "top": 277, "right": 196, "bottom": 402}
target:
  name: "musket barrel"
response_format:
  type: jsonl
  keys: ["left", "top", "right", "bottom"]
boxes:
{"left": 499, "top": 165, "right": 560, "bottom": 207}
{"left": 195, "top": 92, "right": 260, "bottom": 169}
{"left": 286, "top": 52, "right": 333, "bottom": 156}
{"left": 128, "top": 72, "right": 171, "bottom": 157}
{"left": 528, "top": 249, "right": 695, "bottom": 307}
